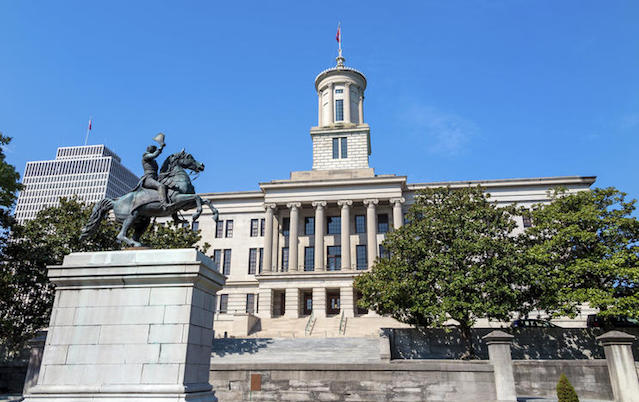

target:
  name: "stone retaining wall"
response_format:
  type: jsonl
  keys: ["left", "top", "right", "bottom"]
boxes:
{"left": 209, "top": 361, "right": 497, "bottom": 401}
{"left": 388, "top": 327, "right": 639, "bottom": 360}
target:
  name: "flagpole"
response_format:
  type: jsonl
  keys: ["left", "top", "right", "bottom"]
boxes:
{"left": 84, "top": 117, "right": 91, "bottom": 146}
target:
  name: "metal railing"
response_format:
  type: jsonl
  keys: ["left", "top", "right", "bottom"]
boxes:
{"left": 304, "top": 311, "right": 315, "bottom": 336}
{"left": 339, "top": 310, "right": 347, "bottom": 335}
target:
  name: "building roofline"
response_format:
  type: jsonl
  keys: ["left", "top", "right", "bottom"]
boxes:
{"left": 407, "top": 175, "right": 596, "bottom": 190}
{"left": 260, "top": 175, "right": 407, "bottom": 190}
{"left": 197, "top": 190, "right": 264, "bottom": 199}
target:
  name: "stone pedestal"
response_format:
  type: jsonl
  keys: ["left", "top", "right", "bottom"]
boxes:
{"left": 596, "top": 330, "right": 639, "bottom": 402}
{"left": 23, "top": 248, "right": 225, "bottom": 402}
{"left": 483, "top": 330, "right": 516, "bottom": 402}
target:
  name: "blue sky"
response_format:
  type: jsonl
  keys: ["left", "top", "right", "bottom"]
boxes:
{"left": 2, "top": 1, "right": 638, "bottom": 207}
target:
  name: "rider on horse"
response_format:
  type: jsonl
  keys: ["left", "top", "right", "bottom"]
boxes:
{"left": 142, "top": 136, "right": 169, "bottom": 209}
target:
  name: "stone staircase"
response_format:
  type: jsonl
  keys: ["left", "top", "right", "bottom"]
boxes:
{"left": 211, "top": 337, "right": 381, "bottom": 364}
{"left": 245, "top": 315, "right": 411, "bottom": 338}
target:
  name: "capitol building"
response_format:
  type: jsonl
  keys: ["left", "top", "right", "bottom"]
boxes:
{"left": 186, "top": 53, "right": 595, "bottom": 337}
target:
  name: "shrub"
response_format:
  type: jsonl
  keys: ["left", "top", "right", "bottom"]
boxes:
{"left": 556, "top": 373, "right": 579, "bottom": 402}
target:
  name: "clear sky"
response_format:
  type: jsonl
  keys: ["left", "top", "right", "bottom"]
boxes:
{"left": 2, "top": 1, "right": 638, "bottom": 206}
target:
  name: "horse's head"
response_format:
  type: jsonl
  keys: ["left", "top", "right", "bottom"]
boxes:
{"left": 176, "top": 149, "right": 205, "bottom": 173}
{"left": 161, "top": 149, "right": 205, "bottom": 174}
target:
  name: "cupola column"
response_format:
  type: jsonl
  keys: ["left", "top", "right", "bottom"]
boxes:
{"left": 317, "top": 91, "right": 323, "bottom": 127}
{"left": 328, "top": 83, "right": 335, "bottom": 125}
{"left": 344, "top": 82, "right": 351, "bottom": 123}
{"left": 358, "top": 94, "right": 364, "bottom": 124}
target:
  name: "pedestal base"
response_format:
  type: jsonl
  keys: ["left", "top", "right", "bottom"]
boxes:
{"left": 24, "top": 249, "right": 225, "bottom": 402}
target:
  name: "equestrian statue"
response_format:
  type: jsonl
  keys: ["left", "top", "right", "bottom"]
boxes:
{"left": 80, "top": 133, "right": 218, "bottom": 247}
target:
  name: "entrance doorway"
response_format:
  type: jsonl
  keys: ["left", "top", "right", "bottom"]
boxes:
{"left": 272, "top": 290, "right": 286, "bottom": 317}
{"left": 302, "top": 290, "right": 313, "bottom": 315}
{"left": 326, "top": 289, "right": 340, "bottom": 315}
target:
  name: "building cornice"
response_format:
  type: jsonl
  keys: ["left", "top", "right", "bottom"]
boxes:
{"left": 260, "top": 175, "right": 407, "bottom": 190}
{"left": 407, "top": 175, "right": 596, "bottom": 190}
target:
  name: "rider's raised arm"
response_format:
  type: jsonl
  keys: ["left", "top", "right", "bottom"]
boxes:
{"left": 144, "top": 146, "right": 163, "bottom": 160}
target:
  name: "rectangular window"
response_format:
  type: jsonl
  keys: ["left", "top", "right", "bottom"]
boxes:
{"left": 341, "top": 137, "right": 347, "bottom": 158}
{"left": 379, "top": 245, "right": 390, "bottom": 259}
{"left": 281, "top": 247, "right": 289, "bottom": 271}
{"left": 260, "top": 218, "right": 265, "bottom": 236}
{"left": 335, "top": 88, "right": 343, "bottom": 94}
{"left": 377, "top": 214, "right": 389, "bottom": 234}
{"left": 192, "top": 221, "right": 199, "bottom": 231}
{"left": 304, "top": 247, "right": 314, "bottom": 271}
{"left": 258, "top": 248, "right": 264, "bottom": 273}
{"left": 282, "top": 217, "right": 290, "bottom": 237}
{"left": 356, "top": 245, "right": 367, "bottom": 270}
{"left": 355, "top": 215, "right": 366, "bottom": 233}
{"left": 327, "top": 246, "right": 341, "bottom": 271}
{"left": 522, "top": 216, "right": 533, "bottom": 228}
{"left": 225, "top": 220, "right": 234, "bottom": 237}
{"left": 327, "top": 216, "right": 341, "bottom": 234}
{"left": 215, "top": 220, "right": 224, "bottom": 238}
{"left": 246, "top": 294, "right": 255, "bottom": 314}
{"left": 213, "top": 249, "right": 222, "bottom": 270}
{"left": 332, "top": 138, "right": 340, "bottom": 159}
{"left": 305, "top": 217, "right": 315, "bottom": 235}
{"left": 219, "top": 294, "right": 228, "bottom": 313}
{"left": 250, "top": 219, "right": 259, "bottom": 237}
{"left": 223, "top": 249, "right": 232, "bottom": 275}
{"left": 248, "top": 248, "right": 257, "bottom": 274}
{"left": 335, "top": 99, "right": 344, "bottom": 121}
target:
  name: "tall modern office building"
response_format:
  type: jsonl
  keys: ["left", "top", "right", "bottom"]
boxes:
{"left": 14, "top": 145, "right": 139, "bottom": 223}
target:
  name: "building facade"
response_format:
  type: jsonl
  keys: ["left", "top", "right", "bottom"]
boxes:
{"left": 194, "top": 54, "right": 596, "bottom": 336}
{"left": 14, "top": 145, "right": 138, "bottom": 223}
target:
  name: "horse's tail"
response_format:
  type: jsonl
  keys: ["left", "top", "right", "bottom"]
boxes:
{"left": 80, "top": 198, "right": 114, "bottom": 241}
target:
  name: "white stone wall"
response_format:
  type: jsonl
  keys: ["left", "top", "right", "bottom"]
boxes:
{"left": 312, "top": 131, "right": 369, "bottom": 170}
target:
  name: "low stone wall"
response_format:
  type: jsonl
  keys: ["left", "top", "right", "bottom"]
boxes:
{"left": 513, "top": 360, "right": 613, "bottom": 400}
{"left": 209, "top": 361, "right": 498, "bottom": 402}
{"left": 388, "top": 327, "right": 639, "bottom": 360}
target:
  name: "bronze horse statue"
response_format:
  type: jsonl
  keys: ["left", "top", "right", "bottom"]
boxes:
{"left": 80, "top": 150, "right": 218, "bottom": 247}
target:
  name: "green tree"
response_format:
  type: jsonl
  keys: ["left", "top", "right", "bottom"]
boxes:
{"left": 556, "top": 373, "right": 579, "bottom": 402}
{"left": 142, "top": 220, "right": 210, "bottom": 252}
{"left": 0, "top": 198, "right": 121, "bottom": 354}
{"left": 0, "top": 134, "right": 22, "bottom": 237}
{"left": 355, "top": 186, "right": 526, "bottom": 358}
{"left": 521, "top": 187, "right": 639, "bottom": 320}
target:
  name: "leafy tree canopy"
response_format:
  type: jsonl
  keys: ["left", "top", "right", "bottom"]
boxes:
{"left": 142, "top": 219, "right": 210, "bottom": 253}
{"left": 355, "top": 186, "right": 526, "bottom": 357}
{"left": 0, "top": 134, "right": 22, "bottom": 233}
{"left": 521, "top": 187, "right": 639, "bottom": 320}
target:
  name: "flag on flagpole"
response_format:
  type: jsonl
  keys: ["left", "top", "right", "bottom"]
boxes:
{"left": 88, "top": 118, "right": 92, "bottom": 131}
{"left": 336, "top": 23, "right": 341, "bottom": 44}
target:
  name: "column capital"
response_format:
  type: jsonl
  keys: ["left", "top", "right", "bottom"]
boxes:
{"left": 286, "top": 202, "right": 301, "bottom": 210}
{"left": 363, "top": 199, "right": 379, "bottom": 207}
{"left": 344, "top": 81, "right": 351, "bottom": 87}
{"left": 390, "top": 197, "right": 405, "bottom": 206}
{"left": 312, "top": 201, "right": 327, "bottom": 209}
{"left": 337, "top": 200, "right": 353, "bottom": 207}
{"left": 264, "top": 203, "right": 277, "bottom": 212}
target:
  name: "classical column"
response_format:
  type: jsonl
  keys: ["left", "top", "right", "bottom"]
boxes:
{"left": 287, "top": 202, "right": 301, "bottom": 271}
{"left": 312, "top": 201, "right": 327, "bottom": 271}
{"left": 358, "top": 94, "right": 364, "bottom": 124}
{"left": 364, "top": 199, "right": 378, "bottom": 269}
{"left": 328, "top": 83, "right": 334, "bottom": 125}
{"left": 338, "top": 200, "right": 352, "bottom": 270}
{"left": 262, "top": 204, "right": 276, "bottom": 273}
{"left": 344, "top": 82, "right": 351, "bottom": 123}
{"left": 317, "top": 90, "right": 323, "bottom": 127}
{"left": 271, "top": 210, "right": 281, "bottom": 271}
{"left": 391, "top": 197, "right": 405, "bottom": 230}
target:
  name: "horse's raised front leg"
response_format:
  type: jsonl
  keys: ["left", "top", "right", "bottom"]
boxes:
{"left": 202, "top": 198, "right": 218, "bottom": 223}
{"left": 191, "top": 196, "right": 203, "bottom": 227}
{"left": 117, "top": 210, "right": 142, "bottom": 247}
